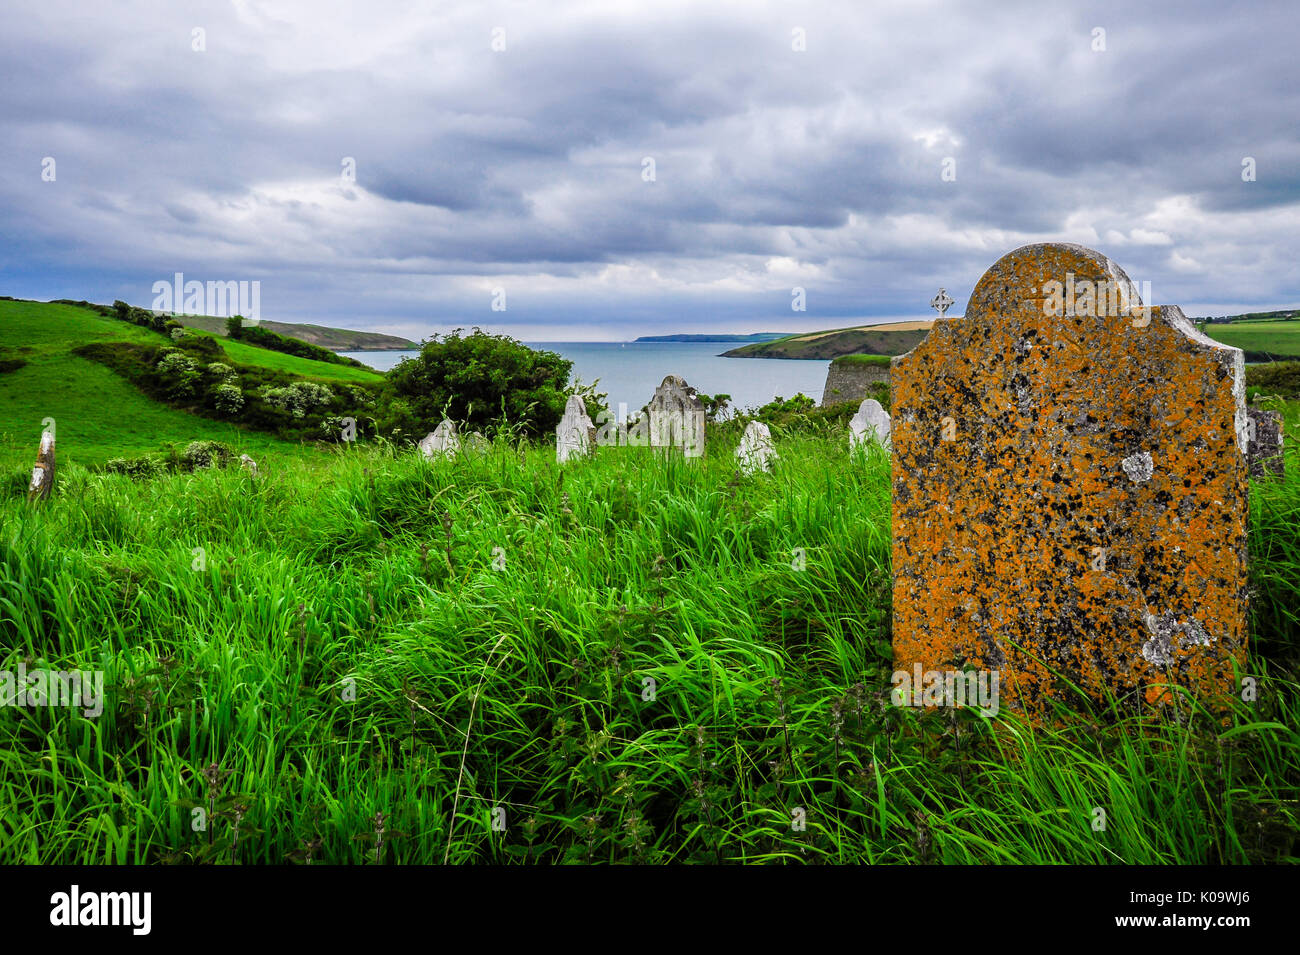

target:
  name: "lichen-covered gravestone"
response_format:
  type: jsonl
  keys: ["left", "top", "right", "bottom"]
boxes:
{"left": 849, "top": 398, "right": 891, "bottom": 450}
{"left": 648, "top": 375, "right": 705, "bottom": 459}
{"left": 418, "top": 420, "right": 460, "bottom": 459}
{"left": 556, "top": 395, "right": 596, "bottom": 464}
{"left": 735, "top": 420, "right": 777, "bottom": 473}
{"left": 892, "top": 243, "right": 1248, "bottom": 716}
{"left": 28, "top": 430, "right": 56, "bottom": 501}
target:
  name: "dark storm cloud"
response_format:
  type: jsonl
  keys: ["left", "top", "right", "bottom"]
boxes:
{"left": 0, "top": 0, "right": 1296, "bottom": 338}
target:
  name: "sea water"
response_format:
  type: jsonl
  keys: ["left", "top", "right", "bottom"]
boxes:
{"left": 337, "top": 341, "right": 830, "bottom": 415}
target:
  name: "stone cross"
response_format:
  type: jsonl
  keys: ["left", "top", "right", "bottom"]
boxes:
{"left": 27, "top": 430, "right": 56, "bottom": 501}
{"left": 648, "top": 375, "right": 706, "bottom": 459}
{"left": 556, "top": 395, "right": 596, "bottom": 464}
{"left": 418, "top": 419, "right": 460, "bottom": 459}
{"left": 892, "top": 243, "right": 1248, "bottom": 717}
{"left": 849, "top": 398, "right": 891, "bottom": 450}
{"left": 930, "top": 288, "right": 955, "bottom": 318}
{"left": 735, "top": 420, "right": 777, "bottom": 473}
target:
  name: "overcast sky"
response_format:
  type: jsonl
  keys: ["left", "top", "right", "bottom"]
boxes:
{"left": 2, "top": 0, "right": 1297, "bottom": 341}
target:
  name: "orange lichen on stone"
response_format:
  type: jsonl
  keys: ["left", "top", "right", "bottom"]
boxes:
{"left": 891, "top": 243, "right": 1249, "bottom": 719}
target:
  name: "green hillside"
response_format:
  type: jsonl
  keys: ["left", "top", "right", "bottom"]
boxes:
{"left": 0, "top": 300, "right": 307, "bottom": 470}
{"left": 0, "top": 299, "right": 383, "bottom": 471}
{"left": 723, "top": 323, "right": 932, "bottom": 360}
{"left": 170, "top": 313, "right": 416, "bottom": 351}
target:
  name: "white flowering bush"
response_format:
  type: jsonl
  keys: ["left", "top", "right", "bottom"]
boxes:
{"left": 213, "top": 383, "right": 245, "bottom": 416}
{"left": 156, "top": 350, "right": 202, "bottom": 400}
{"left": 260, "top": 381, "right": 335, "bottom": 419}
{"left": 206, "top": 362, "right": 237, "bottom": 383}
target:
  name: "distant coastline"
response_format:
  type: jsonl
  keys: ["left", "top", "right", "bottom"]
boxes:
{"left": 632, "top": 333, "right": 790, "bottom": 343}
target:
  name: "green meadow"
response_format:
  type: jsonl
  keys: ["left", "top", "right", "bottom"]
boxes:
{"left": 0, "top": 299, "right": 1298, "bottom": 864}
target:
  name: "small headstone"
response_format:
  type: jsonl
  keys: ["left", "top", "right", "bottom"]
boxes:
{"left": 418, "top": 419, "right": 460, "bottom": 459}
{"left": 239, "top": 453, "right": 259, "bottom": 477}
{"left": 27, "top": 431, "right": 56, "bottom": 501}
{"left": 735, "top": 420, "right": 777, "bottom": 474}
{"left": 1246, "top": 407, "right": 1284, "bottom": 479}
{"left": 463, "top": 432, "right": 490, "bottom": 455}
{"left": 648, "top": 375, "right": 706, "bottom": 458}
{"left": 892, "top": 243, "right": 1248, "bottom": 717}
{"left": 555, "top": 395, "right": 596, "bottom": 464}
{"left": 849, "top": 398, "right": 891, "bottom": 449}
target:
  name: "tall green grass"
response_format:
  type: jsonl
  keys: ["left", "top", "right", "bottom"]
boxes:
{"left": 0, "top": 425, "right": 1297, "bottom": 864}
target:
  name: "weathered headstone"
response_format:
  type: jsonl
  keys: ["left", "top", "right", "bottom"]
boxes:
{"left": 892, "top": 243, "right": 1248, "bottom": 716}
{"left": 735, "top": 420, "right": 777, "bottom": 474}
{"left": 239, "top": 453, "right": 259, "bottom": 477}
{"left": 555, "top": 395, "right": 596, "bottom": 464}
{"left": 648, "top": 375, "right": 705, "bottom": 459}
{"left": 27, "top": 430, "right": 56, "bottom": 501}
{"left": 463, "top": 432, "right": 490, "bottom": 455}
{"left": 1246, "top": 407, "right": 1284, "bottom": 479}
{"left": 849, "top": 398, "right": 891, "bottom": 449}
{"left": 418, "top": 419, "right": 460, "bottom": 459}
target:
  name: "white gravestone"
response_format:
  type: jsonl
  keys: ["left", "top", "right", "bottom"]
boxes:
{"left": 849, "top": 398, "right": 891, "bottom": 449}
{"left": 556, "top": 395, "right": 596, "bottom": 464}
{"left": 419, "top": 419, "right": 460, "bottom": 459}
{"left": 736, "top": 420, "right": 777, "bottom": 474}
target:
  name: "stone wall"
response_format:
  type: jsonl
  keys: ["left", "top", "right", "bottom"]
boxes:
{"left": 821, "top": 358, "right": 890, "bottom": 406}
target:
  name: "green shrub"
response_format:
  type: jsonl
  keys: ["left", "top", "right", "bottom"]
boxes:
{"left": 180, "top": 440, "right": 234, "bottom": 470}
{"left": 206, "top": 362, "right": 237, "bottom": 383}
{"left": 156, "top": 350, "right": 202, "bottom": 400}
{"left": 104, "top": 455, "right": 167, "bottom": 480}
{"left": 212, "top": 383, "right": 245, "bottom": 416}
{"left": 378, "top": 328, "right": 578, "bottom": 439}
{"left": 261, "top": 381, "right": 335, "bottom": 419}
{"left": 1246, "top": 361, "right": 1300, "bottom": 399}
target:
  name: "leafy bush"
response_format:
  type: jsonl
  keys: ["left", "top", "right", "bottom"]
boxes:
{"left": 156, "top": 350, "right": 202, "bottom": 400}
{"left": 212, "top": 383, "right": 245, "bottom": 416}
{"left": 206, "top": 362, "right": 238, "bottom": 383}
{"left": 1246, "top": 361, "right": 1300, "bottom": 399}
{"left": 180, "top": 440, "right": 234, "bottom": 470}
{"left": 104, "top": 455, "right": 167, "bottom": 480}
{"left": 260, "top": 381, "right": 335, "bottom": 419}
{"left": 378, "top": 328, "right": 578, "bottom": 439}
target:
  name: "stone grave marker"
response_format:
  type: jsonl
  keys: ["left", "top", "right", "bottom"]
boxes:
{"left": 849, "top": 398, "right": 892, "bottom": 450}
{"left": 735, "top": 420, "right": 777, "bottom": 474}
{"left": 556, "top": 395, "right": 596, "bottom": 464}
{"left": 418, "top": 419, "right": 460, "bottom": 459}
{"left": 1246, "top": 407, "right": 1284, "bottom": 479}
{"left": 648, "top": 375, "right": 706, "bottom": 459}
{"left": 463, "top": 432, "right": 490, "bottom": 455}
{"left": 891, "top": 243, "right": 1249, "bottom": 716}
{"left": 28, "top": 430, "right": 56, "bottom": 501}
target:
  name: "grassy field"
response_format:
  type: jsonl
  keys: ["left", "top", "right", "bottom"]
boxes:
{"left": 1205, "top": 320, "right": 1300, "bottom": 360}
{"left": 1, "top": 424, "right": 1296, "bottom": 864}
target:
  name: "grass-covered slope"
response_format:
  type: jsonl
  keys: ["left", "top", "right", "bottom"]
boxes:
{"left": 724, "top": 323, "right": 932, "bottom": 360}
{"left": 0, "top": 300, "right": 299, "bottom": 470}
{"left": 1, "top": 425, "right": 1296, "bottom": 864}
{"left": 172, "top": 313, "right": 415, "bottom": 351}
